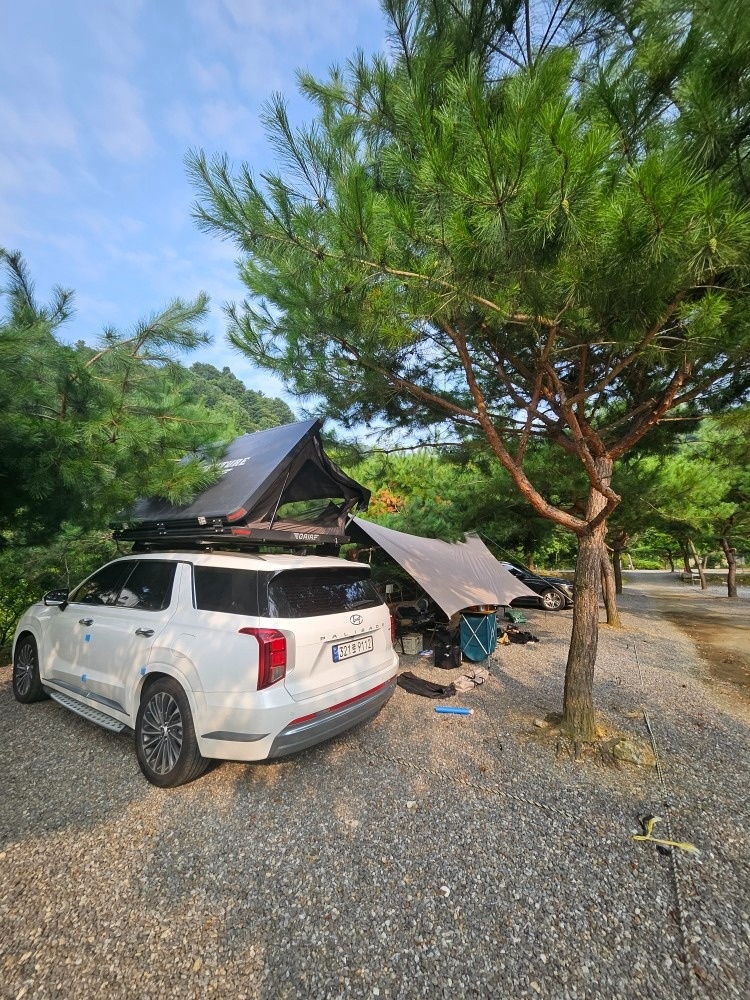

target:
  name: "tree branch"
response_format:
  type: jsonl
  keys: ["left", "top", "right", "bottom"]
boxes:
{"left": 610, "top": 358, "right": 692, "bottom": 459}
{"left": 442, "top": 319, "right": 587, "bottom": 535}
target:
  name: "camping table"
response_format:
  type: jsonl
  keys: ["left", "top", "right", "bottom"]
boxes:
{"left": 459, "top": 609, "right": 498, "bottom": 662}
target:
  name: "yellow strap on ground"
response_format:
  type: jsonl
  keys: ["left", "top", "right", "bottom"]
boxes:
{"left": 632, "top": 815, "right": 700, "bottom": 856}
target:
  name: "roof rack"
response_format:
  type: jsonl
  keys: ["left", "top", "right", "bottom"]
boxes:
{"left": 112, "top": 520, "right": 349, "bottom": 551}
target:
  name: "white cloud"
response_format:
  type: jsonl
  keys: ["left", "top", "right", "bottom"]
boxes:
{"left": 165, "top": 98, "right": 263, "bottom": 157}
{"left": 74, "top": 208, "right": 146, "bottom": 242}
{"left": 0, "top": 151, "right": 69, "bottom": 195}
{"left": 188, "top": 54, "right": 232, "bottom": 93}
{"left": 82, "top": 0, "right": 146, "bottom": 72}
{"left": 199, "top": 98, "right": 257, "bottom": 139}
{"left": 186, "top": 0, "right": 385, "bottom": 99}
{"left": 220, "top": 0, "right": 378, "bottom": 47}
{"left": 89, "top": 75, "right": 154, "bottom": 160}
{"left": 164, "top": 101, "right": 200, "bottom": 145}
{"left": 0, "top": 97, "right": 78, "bottom": 152}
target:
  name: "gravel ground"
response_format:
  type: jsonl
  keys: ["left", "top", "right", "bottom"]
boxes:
{"left": 1, "top": 581, "right": 749, "bottom": 1000}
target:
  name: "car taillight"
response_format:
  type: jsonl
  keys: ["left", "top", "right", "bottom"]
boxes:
{"left": 390, "top": 613, "right": 396, "bottom": 646}
{"left": 239, "top": 627, "right": 287, "bottom": 690}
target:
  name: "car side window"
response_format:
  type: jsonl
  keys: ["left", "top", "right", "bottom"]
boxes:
{"left": 69, "top": 562, "right": 134, "bottom": 606}
{"left": 193, "top": 566, "right": 259, "bottom": 616}
{"left": 114, "top": 561, "right": 176, "bottom": 611}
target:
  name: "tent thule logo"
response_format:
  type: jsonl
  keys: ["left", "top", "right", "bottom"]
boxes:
{"left": 219, "top": 457, "right": 249, "bottom": 471}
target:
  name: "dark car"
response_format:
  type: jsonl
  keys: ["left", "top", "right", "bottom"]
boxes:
{"left": 501, "top": 561, "right": 574, "bottom": 611}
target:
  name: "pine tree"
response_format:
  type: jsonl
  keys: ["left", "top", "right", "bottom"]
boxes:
{"left": 0, "top": 250, "right": 232, "bottom": 541}
{"left": 188, "top": 0, "right": 750, "bottom": 739}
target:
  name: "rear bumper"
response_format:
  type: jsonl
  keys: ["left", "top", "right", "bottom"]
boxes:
{"left": 269, "top": 675, "right": 397, "bottom": 758}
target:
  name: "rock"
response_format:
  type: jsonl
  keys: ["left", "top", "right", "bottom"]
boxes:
{"left": 612, "top": 739, "right": 655, "bottom": 768}
{"left": 533, "top": 718, "right": 549, "bottom": 729}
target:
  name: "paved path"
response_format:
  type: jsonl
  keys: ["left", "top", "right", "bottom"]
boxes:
{"left": 620, "top": 571, "right": 750, "bottom": 698}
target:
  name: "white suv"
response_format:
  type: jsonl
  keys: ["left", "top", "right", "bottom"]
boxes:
{"left": 12, "top": 551, "right": 398, "bottom": 787}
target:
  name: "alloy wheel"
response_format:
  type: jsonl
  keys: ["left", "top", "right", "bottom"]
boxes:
{"left": 140, "top": 691, "right": 184, "bottom": 774}
{"left": 542, "top": 590, "right": 564, "bottom": 611}
{"left": 14, "top": 642, "right": 36, "bottom": 698}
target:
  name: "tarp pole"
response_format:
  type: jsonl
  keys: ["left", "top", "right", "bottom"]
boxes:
{"left": 268, "top": 467, "right": 293, "bottom": 528}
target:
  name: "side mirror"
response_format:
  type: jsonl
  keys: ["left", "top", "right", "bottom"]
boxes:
{"left": 43, "top": 589, "right": 69, "bottom": 608}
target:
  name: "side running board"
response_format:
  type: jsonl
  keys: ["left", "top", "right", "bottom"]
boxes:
{"left": 46, "top": 688, "right": 126, "bottom": 733}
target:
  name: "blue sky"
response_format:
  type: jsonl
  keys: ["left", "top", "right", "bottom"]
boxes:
{"left": 1, "top": 0, "right": 387, "bottom": 407}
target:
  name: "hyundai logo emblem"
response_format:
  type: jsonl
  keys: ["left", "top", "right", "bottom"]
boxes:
{"left": 350, "top": 614, "right": 363, "bottom": 625}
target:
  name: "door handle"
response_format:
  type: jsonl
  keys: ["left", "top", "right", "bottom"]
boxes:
{"left": 135, "top": 628, "right": 155, "bottom": 638}
{"left": 79, "top": 618, "right": 94, "bottom": 626}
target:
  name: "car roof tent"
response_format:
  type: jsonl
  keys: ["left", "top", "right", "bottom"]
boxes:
{"left": 350, "top": 517, "right": 537, "bottom": 618}
{"left": 114, "top": 418, "right": 370, "bottom": 549}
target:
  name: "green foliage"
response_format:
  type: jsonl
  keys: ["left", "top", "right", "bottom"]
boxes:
{"left": 187, "top": 363, "right": 295, "bottom": 432}
{"left": 0, "top": 252, "right": 298, "bottom": 647}
{"left": 188, "top": 0, "right": 750, "bottom": 546}
{"left": 187, "top": 0, "right": 750, "bottom": 732}
{"left": 610, "top": 410, "right": 750, "bottom": 560}
{"left": 347, "top": 444, "right": 578, "bottom": 566}
{"left": 0, "top": 249, "right": 237, "bottom": 542}
{"left": 0, "top": 528, "right": 117, "bottom": 649}
{"left": 629, "top": 556, "right": 664, "bottom": 570}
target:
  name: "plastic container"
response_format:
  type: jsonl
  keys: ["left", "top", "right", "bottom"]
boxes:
{"left": 400, "top": 633, "right": 423, "bottom": 655}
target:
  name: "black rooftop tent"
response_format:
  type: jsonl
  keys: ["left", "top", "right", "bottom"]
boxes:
{"left": 113, "top": 418, "right": 370, "bottom": 548}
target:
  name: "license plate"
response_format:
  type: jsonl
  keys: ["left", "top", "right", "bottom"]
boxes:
{"left": 332, "top": 635, "right": 374, "bottom": 662}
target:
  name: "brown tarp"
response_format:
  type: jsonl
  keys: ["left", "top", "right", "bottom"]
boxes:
{"left": 351, "top": 518, "right": 537, "bottom": 618}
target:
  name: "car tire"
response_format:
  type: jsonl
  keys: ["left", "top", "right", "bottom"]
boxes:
{"left": 541, "top": 589, "right": 565, "bottom": 611}
{"left": 135, "top": 677, "right": 209, "bottom": 788}
{"left": 12, "top": 634, "right": 49, "bottom": 704}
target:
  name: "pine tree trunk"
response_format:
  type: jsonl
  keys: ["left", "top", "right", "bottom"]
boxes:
{"left": 665, "top": 550, "right": 675, "bottom": 573}
{"left": 613, "top": 546, "right": 623, "bottom": 594}
{"left": 601, "top": 547, "right": 622, "bottom": 626}
{"left": 680, "top": 542, "right": 691, "bottom": 575}
{"left": 688, "top": 538, "right": 707, "bottom": 589}
{"left": 720, "top": 536, "right": 738, "bottom": 598}
{"left": 563, "top": 457, "right": 613, "bottom": 741}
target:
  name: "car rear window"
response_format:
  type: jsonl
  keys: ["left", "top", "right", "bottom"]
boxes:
{"left": 193, "top": 566, "right": 260, "bottom": 616}
{"left": 263, "top": 568, "right": 382, "bottom": 618}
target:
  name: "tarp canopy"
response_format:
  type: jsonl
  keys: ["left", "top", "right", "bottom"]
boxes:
{"left": 351, "top": 517, "right": 537, "bottom": 618}
{"left": 116, "top": 419, "right": 370, "bottom": 546}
